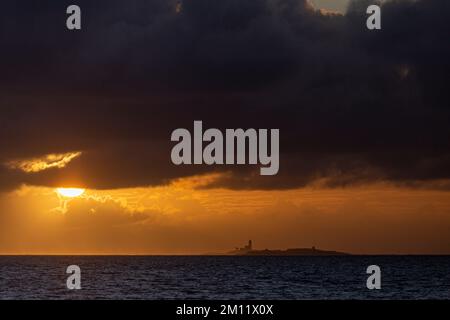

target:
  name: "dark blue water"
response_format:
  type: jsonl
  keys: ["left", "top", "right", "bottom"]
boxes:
{"left": 0, "top": 256, "right": 449, "bottom": 299}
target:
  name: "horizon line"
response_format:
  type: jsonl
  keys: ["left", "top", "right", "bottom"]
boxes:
{"left": 1, "top": 253, "right": 450, "bottom": 257}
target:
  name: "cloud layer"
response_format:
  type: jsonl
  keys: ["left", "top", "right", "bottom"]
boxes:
{"left": 0, "top": 0, "right": 449, "bottom": 191}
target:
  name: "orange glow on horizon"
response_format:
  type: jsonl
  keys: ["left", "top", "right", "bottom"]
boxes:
{"left": 0, "top": 181, "right": 449, "bottom": 255}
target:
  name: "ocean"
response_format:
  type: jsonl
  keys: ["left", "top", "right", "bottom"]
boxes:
{"left": 0, "top": 256, "right": 449, "bottom": 300}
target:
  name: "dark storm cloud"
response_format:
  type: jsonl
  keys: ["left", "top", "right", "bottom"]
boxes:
{"left": 0, "top": 0, "right": 449, "bottom": 190}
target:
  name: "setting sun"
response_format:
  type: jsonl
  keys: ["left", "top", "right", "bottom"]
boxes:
{"left": 56, "top": 188, "right": 85, "bottom": 198}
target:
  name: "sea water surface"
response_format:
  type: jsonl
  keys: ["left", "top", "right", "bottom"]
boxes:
{"left": 0, "top": 256, "right": 449, "bottom": 299}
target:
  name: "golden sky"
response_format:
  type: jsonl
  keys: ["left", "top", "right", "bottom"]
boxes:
{"left": 1, "top": 175, "right": 449, "bottom": 255}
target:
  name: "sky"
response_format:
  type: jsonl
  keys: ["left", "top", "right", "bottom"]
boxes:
{"left": 0, "top": 0, "right": 450, "bottom": 254}
{"left": 311, "top": 0, "right": 350, "bottom": 12}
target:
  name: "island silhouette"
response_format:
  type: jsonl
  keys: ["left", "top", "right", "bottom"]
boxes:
{"left": 226, "top": 240, "right": 350, "bottom": 256}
